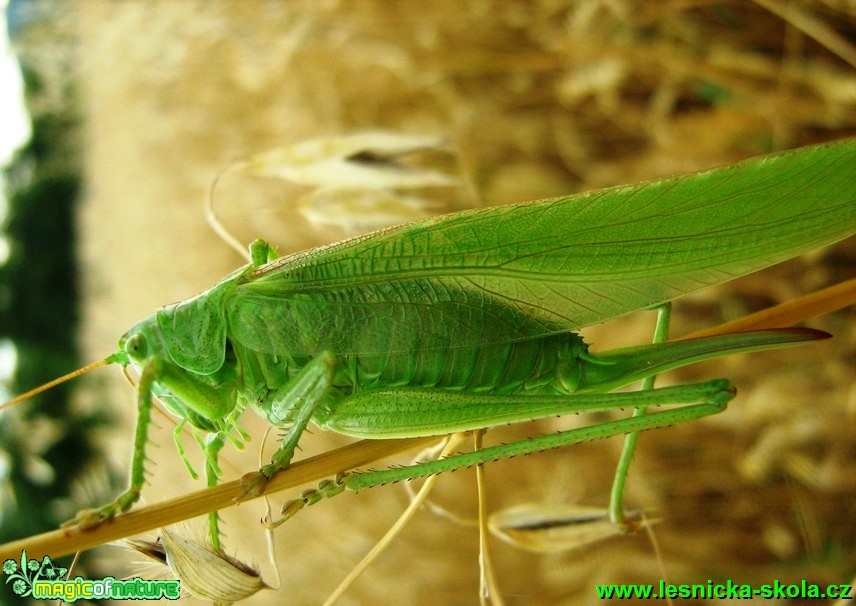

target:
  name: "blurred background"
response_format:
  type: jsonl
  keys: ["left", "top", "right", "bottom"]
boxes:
{"left": 1, "top": 1, "right": 854, "bottom": 604}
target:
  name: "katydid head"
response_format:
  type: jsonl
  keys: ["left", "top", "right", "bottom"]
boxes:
{"left": 118, "top": 314, "right": 167, "bottom": 374}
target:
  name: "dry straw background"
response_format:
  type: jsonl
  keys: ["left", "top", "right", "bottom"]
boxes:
{"left": 32, "top": 1, "right": 856, "bottom": 604}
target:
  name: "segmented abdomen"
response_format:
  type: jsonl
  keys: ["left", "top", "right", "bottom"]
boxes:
{"left": 341, "top": 332, "right": 587, "bottom": 396}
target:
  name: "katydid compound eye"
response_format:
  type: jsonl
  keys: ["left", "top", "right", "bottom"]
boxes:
{"left": 125, "top": 333, "right": 147, "bottom": 358}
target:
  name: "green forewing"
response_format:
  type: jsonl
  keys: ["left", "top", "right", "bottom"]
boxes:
{"left": 227, "top": 139, "right": 856, "bottom": 356}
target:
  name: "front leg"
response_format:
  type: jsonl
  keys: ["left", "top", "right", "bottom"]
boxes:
{"left": 248, "top": 238, "right": 278, "bottom": 267}
{"left": 64, "top": 357, "right": 160, "bottom": 529}
{"left": 240, "top": 351, "right": 337, "bottom": 498}
{"left": 66, "top": 356, "right": 239, "bottom": 531}
{"left": 204, "top": 432, "right": 227, "bottom": 551}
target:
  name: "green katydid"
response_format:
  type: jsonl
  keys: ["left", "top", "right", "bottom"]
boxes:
{"left": 5, "top": 138, "right": 855, "bottom": 553}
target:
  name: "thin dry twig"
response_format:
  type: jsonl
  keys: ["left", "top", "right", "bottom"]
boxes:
{"left": 685, "top": 278, "right": 856, "bottom": 339}
{"left": 0, "top": 436, "right": 437, "bottom": 560}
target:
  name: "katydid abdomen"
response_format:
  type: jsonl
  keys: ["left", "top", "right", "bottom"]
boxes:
{"left": 340, "top": 334, "right": 587, "bottom": 395}
{"left": 234, "top": 333, "right": 589, "bottom": 426}
{"left": 228, "top": 310, "right": 825, "bottom": 438}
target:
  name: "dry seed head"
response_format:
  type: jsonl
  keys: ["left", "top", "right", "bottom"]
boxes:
{"left": 296, "top": 186, "right": 439, "bottom": 234}
{"left": 129, "top": 529, "right": 268, "bottom": 604}
{"left": 489, "top": 503, "right": 655, "bottom": 554}
{"left": 233, "top": 131, "right": 458, "bottom": 189}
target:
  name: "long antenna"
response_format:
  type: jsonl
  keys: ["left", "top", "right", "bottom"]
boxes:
{"left": 0, "top": 353, "right": 123, "bottom": 411}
